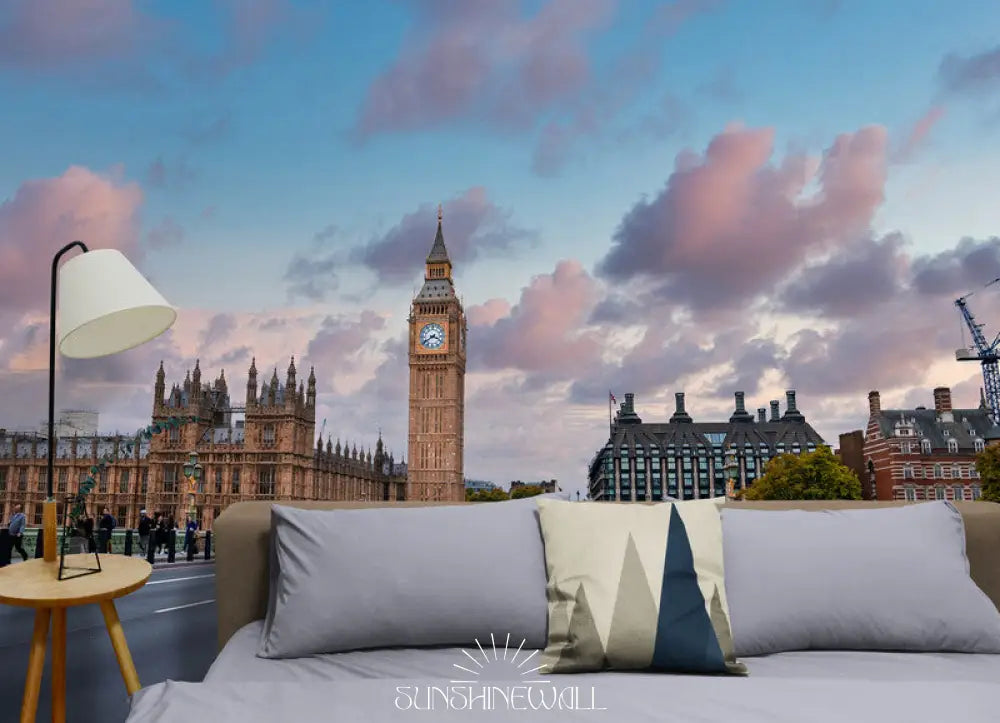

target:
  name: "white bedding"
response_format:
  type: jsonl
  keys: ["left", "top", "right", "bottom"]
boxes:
{"left": 126, "top": 621, "right": 1000, "bottom": 722}
{"left": 207, "top": 620, "right": 1000, "bottom": 684}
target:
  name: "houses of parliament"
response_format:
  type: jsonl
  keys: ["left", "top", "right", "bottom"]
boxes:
{"left": 0, "top": 212, "right": 468, "bottom": 529}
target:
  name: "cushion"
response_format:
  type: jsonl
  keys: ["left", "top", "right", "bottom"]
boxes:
{"left": 535, "top": 498, "right": 746, "bottom": 675}
{"left": 258, "top": 494, "right": 566, "bottom": 659}
{"left": 722, "top": 501, "right": 1000, "bottom": 656}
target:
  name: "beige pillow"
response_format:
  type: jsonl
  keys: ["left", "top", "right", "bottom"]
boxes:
{"left": 535, "top": 498, "right": 745, "bottom": 675}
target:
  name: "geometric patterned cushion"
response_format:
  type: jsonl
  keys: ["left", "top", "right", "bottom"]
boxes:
{"left": 535, "top": 498, "right": 746, "bottom": 675}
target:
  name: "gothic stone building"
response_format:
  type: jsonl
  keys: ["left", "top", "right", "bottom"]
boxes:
{"left": 0, "top": 358, "right": 405, "bottom": 530}
{"left": 863, "top": 387, "right": 986, "bottom": 502}
{"left": 589, "top": 390, "right": 825, "bottom": 502}
{"left": 406, "top": 208, "right": 467, "bottom": 502}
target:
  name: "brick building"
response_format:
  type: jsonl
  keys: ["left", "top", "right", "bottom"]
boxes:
{"left": 836, "top": 430, "right": 869, "bottom": 498}
{"left": 0, "top": 357, "right": 406, "bottom": 530}
{"left": 588, "top": 390, "right": 825, "bottom": 502}
{"left": 863, "top": 387, "right": 986, "bottom": 501}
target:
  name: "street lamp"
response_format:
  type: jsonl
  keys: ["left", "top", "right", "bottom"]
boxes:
{"left": 183, "top": 451, "right": 203, "bottom": 522}
{"left": 724, "top": 444, "right": 739, "bottom": 500}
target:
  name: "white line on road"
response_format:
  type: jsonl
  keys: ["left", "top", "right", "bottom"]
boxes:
{"left": 154, "top": 599, "right": 215, "bottom": 614}
{"left": 146, "top": 574, "right": 215, "bottom": 586}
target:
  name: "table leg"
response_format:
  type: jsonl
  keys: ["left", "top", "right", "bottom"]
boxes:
{"left": 52, "top": 607, "right": 67, "bottom": 723}
{"left": 20, "top": 607, "right": 51, "bottom": 723}
{"left": 99, "top": 599, "right": 141, "bottom": 695}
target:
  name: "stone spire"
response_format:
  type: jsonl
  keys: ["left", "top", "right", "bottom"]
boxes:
{"left": 426, "top": 204, "right": 450, "bottom": 264}
{"left": 246, "top": 357, "right": 258, "bottom": 407}
{"left": 154, "top": 361, "right": 165, "bottom": 411}
{"left": 192, "top": 359, "right": 202, "bottom": 400}
{"left": 286, "top": 356, "right": 297, "bottom": 391}
{"left": 269, "top": 368, "right": 279, "bottom": 406}
{"left": 307, "top": 367, "right": 316, "bottom": 408}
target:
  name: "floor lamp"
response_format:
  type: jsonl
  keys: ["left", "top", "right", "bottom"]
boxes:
{"left": 44, "top": 244, "right": 176, "bottom": 568}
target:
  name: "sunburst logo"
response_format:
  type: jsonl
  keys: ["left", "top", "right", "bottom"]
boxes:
{"left": 450, "top": 634, "right": 545, "bottom": 683}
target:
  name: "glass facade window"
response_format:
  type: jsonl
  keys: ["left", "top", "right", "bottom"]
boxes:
{"left": 697, "top": 457, "right": 709, "bottom": 498}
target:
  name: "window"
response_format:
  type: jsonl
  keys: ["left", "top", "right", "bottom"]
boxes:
{"left": 0, "top": 468, "right": 5, "bottom": 491}
{"left": 913, "top": 465, "right": 923, "bottom": 478}
{"left": 933, "top": 463, "right": 942, "bottom": 478}
{"left": 169, "top": 426, "right": 179, "bottom": 443}
{"left": 942, "top": 429, "right": 950, "bottom": 437}
{"left": 18, "top": 467, "right": 27, "bottom": 491}
{"left": 975, "top": 439, "right": 985, "bottom": 453}
{"left": 37, "top": 469, "right": 47, "bottom": 492}
{"left": 972, "top": 485, "right": 982, "bottom": 500}
{"left": 119, "top": 468, "right": 130, "bottom": 494}
{"left": 947, "top": 438, "right": 958, "bottom": 453}
{"left": 921, "top": 439, "right": 931, "bottom": 454}
{"left": 163, "top": 464, "right": 177, "bottom": 493}
{"left": 98, "top": 467, "right": 108, "bottom": 493}
{"left": 904, "top": 486, "right": 916, "bottom": 501}
{"left": 141, "top": 468, "right": 148, "bottom": 495}
{"left": 952, "top": 464, "right": 960, "bottom": 479}
{"left": 117, "top": 506, "right": 127, "bottom": 526}
{"left": 259, "top": 467, "right": 275, "bottom": 496}
{"left": 935, "top": 486, "right": 946, "bottom": 500}
{"left": 953, "top": 485, "right": 965, "bottom": 501}
{"left": 32, "top": 504, "right": 43, "bottom": 526}
{"left": 215, "top": 467, "right": 223, "bottom": 494}
{"left": 903, "top": 464, "right": 913, "bottom": 479}
{"left": 58, "top": 469, "right": 67, "bottom": 492}
{"left": 232, "top": 468, "right": 241, "bottom": 495}
{"left": 263, "top": 424, "right": 276, "bottom": 446}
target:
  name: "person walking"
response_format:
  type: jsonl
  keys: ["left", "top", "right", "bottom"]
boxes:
{"left": 184, "top": 515, "right": 198, "bottom": 555}
{"left": 137, "top": 509, "right": 152, "bottom": 555}
{"left": 7, "top": 504, "right": 28, "bottom": 562}
{"left": 98, "top": 507, "right": 116, "bottom": 554}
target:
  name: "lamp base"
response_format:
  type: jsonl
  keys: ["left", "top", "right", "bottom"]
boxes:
{"left": 43, "top": 499, "right": 58, "bottom": 563}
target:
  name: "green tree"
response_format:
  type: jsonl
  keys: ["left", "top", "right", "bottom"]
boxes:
{"left": 466, "top": 487, "right": 510, "bottom": 503}
{"left": 740, "top": 446, "right": 862, "bottom": 501}
{"left": 974, "top": 445, "right": 1000, "bottom": 502}
{"left": 510, "top": 484, "right": 545, "bottom": 499}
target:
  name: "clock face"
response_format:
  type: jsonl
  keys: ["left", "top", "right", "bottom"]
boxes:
{"left": 419, "top": 322, "right": 445, "bottom": 350}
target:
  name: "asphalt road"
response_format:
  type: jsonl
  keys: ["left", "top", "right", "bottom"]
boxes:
{"left": 0, "top": 562, "right": 217, "bottom": 722}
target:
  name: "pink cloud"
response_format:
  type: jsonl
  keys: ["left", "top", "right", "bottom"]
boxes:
{"left": 354, "top": 0, "right": 615, "bottom": 138}
{"left": 596, "top": 123, "right": 888, "bottom": 310}
{"left": 892, "top": 106, "right": 946, "bottom": 163}
{"left": 0, "top": 166, "right": 144, "bottom": 316}
{"left": 469, "top": 260, "right": 603, "bottom": 375}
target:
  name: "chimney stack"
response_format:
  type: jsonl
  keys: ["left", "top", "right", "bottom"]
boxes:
{"left": 868, "top": 390, "right": 881, "bottom": 416}
{"left": 757, "top": 408, "right": 767, "bottom": 423}
{"left": 933, "top": 387, "right": 952, "bottom": 414}
{"left": 670, "top": 392, "right": 693, "bottom": 423}
{"left": 729, "top": 391, "right": 753, "bottom": 423}
{"left": 735, "top": 391, "right": 746, "bottom": 413}
{"left": 769, "top": 400, "right": 780, "bottom": 421}
{"left": 781, "top": 390, "right": 805, "bottom": 422}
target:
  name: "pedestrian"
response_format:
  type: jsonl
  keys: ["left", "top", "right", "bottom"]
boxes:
{"left": 137, "top": 509, "right": 152, "bottom": 555}
{"left": 155, "top": 513, "right": 167, "bottom": 554}
{"left": 98, "top": 507, "right": 116, "bottom": 554}
{"left": 184, "top": 515, "right": 198, "bottom": 554}
{"left": 82, "top": 512, "right": 96, "bottom": 553}
{"left": 7, "top": 504, "right": 28, "bottom": 562}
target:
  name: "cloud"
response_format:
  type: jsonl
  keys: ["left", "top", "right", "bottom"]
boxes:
{"left": 892, "top": 106, "right": 946, "bottom": 163}
{"left": 939, "top": 45, "right": 1000, "bottom": 94}
{"left": 354, "top": 0, "right": 615, "bottom": 139}
{"left": 349, "top": 187, "right": 536, "bottom": 284}
{"left": 146, "top": 216, "right": 185, "bottom": 249}
{"left": 199, "top": 313, "right": 238, "bottom": 348}
{"left": 306, "top": 311, "right": 387, "bottom": 381}
{"left": 911, "top": 237, "right": 1000, "bottom": 296}
{"left": 596, "top": 123, "right": 888, "bottom": 311}
{"left": 0, "top": 0, "right": 162, "bottom": 71}
{"left": 0, "top": 165, "right": 144, "bottom": 317}
{"left": 468, "top": 260, "right": 602, "bottom": 376}
{"left": 145, "top": 156, "right": 198, "bottom": 191}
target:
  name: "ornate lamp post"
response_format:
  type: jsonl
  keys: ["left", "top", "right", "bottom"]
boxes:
{"left": 183, "top": 451, "right": 203, "bottom": 522}
{"left": 724, "top": 444, "right": 739, "bottom": 500}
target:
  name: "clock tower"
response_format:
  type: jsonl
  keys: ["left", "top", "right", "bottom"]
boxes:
{"left": 407, "top": 206, "right": 467, "bottom": 501}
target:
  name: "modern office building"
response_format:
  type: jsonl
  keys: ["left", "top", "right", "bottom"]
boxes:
{"left": 588, "top": 390, "right": 825, "bottom": 502}
{"left": 863, "top": 387, "right": 986, "bottom": 501}
{"left": 509, "top": 479, "right": 559, "bottom": 494}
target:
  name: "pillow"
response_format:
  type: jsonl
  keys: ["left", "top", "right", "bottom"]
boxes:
{"left": 722, "top": 501, "right": 1000, "bottom": 656}
{"left": 258, "top": 494, "right": 567, "bottom": 659}
{"left": 535, "top": 498, "right": 746, "bottom": 675}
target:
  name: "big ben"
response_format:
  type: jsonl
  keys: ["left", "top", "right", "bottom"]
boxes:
{"left": 407, "top": 206, "right": 467, "bottom": 501}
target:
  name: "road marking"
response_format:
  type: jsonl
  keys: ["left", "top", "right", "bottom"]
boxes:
{"left": 154, "top": 599, "right": 215, "bottom": 614}
{"left": 146, "top": 574, "right": 215, "bottom": 586}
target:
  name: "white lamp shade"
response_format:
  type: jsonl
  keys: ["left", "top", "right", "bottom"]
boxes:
{"left": 57, "top": 248, "right": 177, "bottom": 359}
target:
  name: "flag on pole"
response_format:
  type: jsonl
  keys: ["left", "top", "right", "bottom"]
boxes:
{"left": 609, "top": 391, "right": 617, "bottom": 405}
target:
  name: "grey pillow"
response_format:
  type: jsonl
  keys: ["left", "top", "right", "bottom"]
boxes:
{"left": 721, "top": 501, "right": 1000, "bottom": 656}
{"left": 258, "top": 495, "right": 565, "bottom": 659}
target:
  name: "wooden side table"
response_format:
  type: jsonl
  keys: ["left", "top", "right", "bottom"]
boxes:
{"left": 0, "top": 554, "right": 151, "bottom": 723}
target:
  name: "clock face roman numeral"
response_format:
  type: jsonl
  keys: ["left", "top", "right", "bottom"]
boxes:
{"left": 419, "top": 322, "right": 444, "bottom": 350}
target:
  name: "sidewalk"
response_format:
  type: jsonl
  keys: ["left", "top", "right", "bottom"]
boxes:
{"left": 3, "top": 550, "right": 213, "bottom": 569}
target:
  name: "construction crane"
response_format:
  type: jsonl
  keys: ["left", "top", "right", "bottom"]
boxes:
{"left": 955, "top": 278, "right": 1000, "bottom": 424}
{"left": 318, "top": 418, "right": 327, "bottom": 446}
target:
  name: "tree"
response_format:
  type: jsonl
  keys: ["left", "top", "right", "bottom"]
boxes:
{"left": 974, "top": 445, "right": 1000, "bottom": 503}
{"left": 739, "top": 446, "right": 862, "bottom": 501}
{"left": 466, "top": 487, "right": 510, "bottom": 503}
{"left": 510, "top": 484, "right": 545, "bottom": 499}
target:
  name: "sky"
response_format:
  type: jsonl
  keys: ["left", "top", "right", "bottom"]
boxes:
{"left": 2, "top": 0, "right": 1000, "bottom": 497}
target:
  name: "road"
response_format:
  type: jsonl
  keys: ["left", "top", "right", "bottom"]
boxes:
{"left": 0, "top": 562, "right": 217, "bottom": 722}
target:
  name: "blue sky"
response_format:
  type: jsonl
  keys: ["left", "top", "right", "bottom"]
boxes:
{"left": 2, "top": 0, "right": 1000, "bottom": 493}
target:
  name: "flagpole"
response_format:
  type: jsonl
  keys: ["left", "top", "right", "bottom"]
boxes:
{"left": 608, "top": 391, "right": 612, "bottom": 439}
